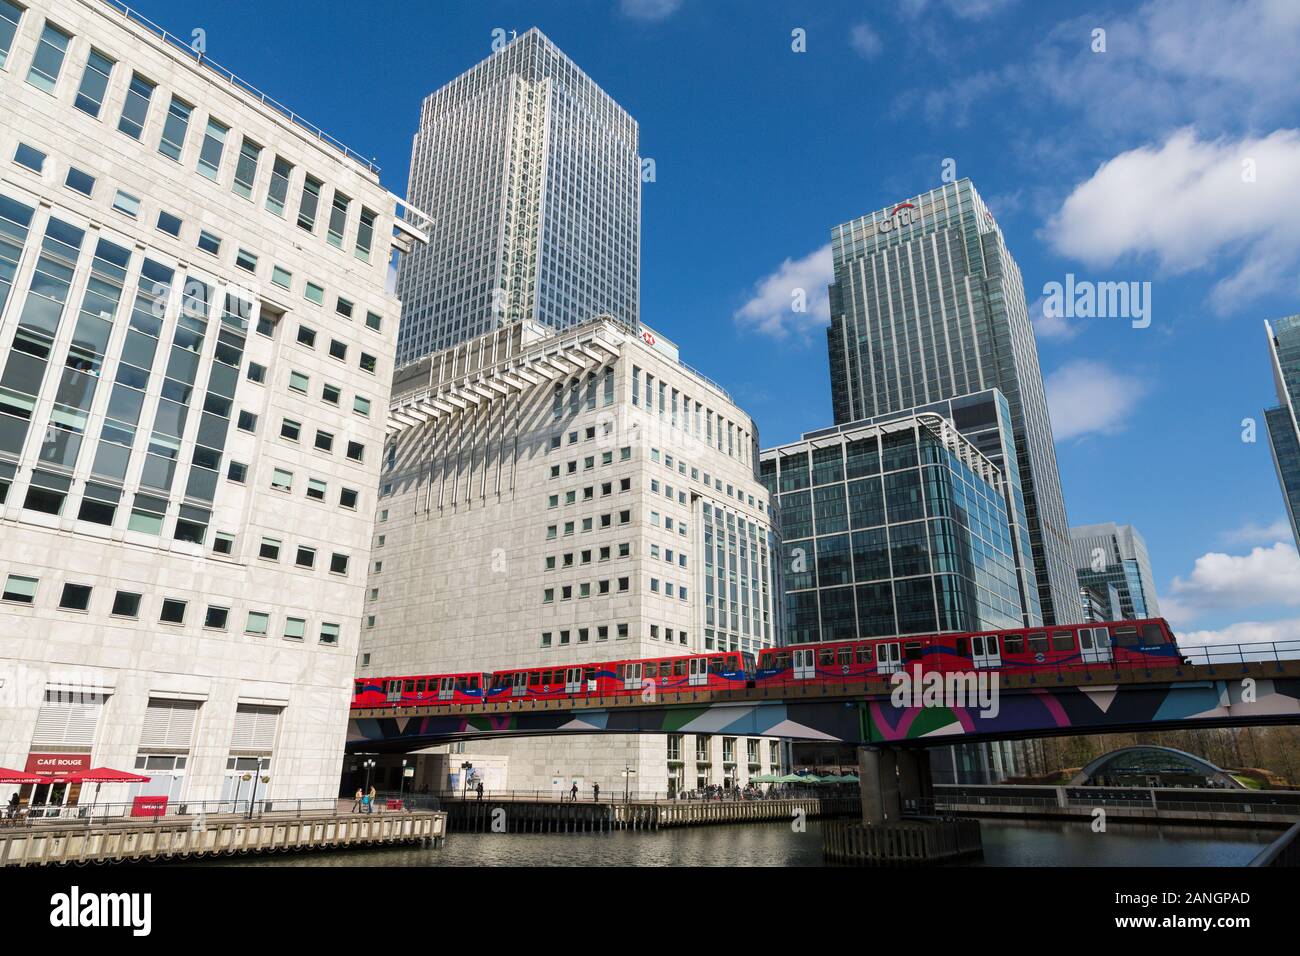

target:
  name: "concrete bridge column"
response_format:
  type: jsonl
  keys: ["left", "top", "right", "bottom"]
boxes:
{"left": 858, "top": 746, "right": 901, "bottom": 824}
{"left": 896, "top": 749, "right": 933, "bottom": 812}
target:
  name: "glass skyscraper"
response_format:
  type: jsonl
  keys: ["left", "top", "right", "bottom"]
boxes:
{"left": 826, "top": 178, "right": 1081, "bottom": 625}
{"left": 759, "top": 415, "right": 1026, "bottom": 642}
{"left": 1265, "top": 315, "right": 1300, "bottom": 550}
{"left": 394, "top": 28, "right": 640, "bottom": 365}
{"left": 1070, "top": 523, "right": 1160, "bottom": 620}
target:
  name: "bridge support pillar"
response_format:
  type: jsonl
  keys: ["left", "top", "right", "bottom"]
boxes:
{"left": 896, "top": 749, "right": 933, "bottom": 813}
{"left": 858, "top": 746, "right": 901, "bottom": 824}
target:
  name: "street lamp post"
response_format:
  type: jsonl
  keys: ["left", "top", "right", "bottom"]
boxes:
{"left": 460, "top": 761, "right": 473, "bottom": 800}
{"left": 622, "top": 765, "right": 637, "bottom": 805}
{"left": 398, "top": 758, "right": 408, "bottom": 807}
{"left": 362, "top": 758, "right": 375, "bottom": 800}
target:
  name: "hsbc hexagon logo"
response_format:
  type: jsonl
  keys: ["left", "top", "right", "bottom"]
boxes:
{"left": 641, "top": 330, "right": 656, "bottom": 348}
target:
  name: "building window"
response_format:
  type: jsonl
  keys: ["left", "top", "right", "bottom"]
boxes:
{"left": 3, "top": 574, "right": 38, "bottom": 604}
{"left": 346, "top": 441, "right": 364, "bottom": 463}
{"left": 158, "top": 95, "right": 193, "bottom": 161}
{"left": 64, "top": 166, "right": 94, "bottom": 196}
{"left": 340, "top": 488, "right": 359, "bottom": 509}
{"left": 112, "top": 591, "right": 141, "bottom": 618}
{"left": 245, "top": 611, "right": 269, "bottom": 636}
{"left": 295, "top": 546, "right": 316, "bottom": 569}
{"left": 280, "top": 419, "right": 301, "bottom": 442}
{"left": 232, "top": 137, "right": 262, "bottom": 198}
{"left": 213, "top": 532, "right": 235, "bottom": 556}
{"left": 271, "top": 468, "right": 293, "bottom": 492}
{"left": 157, "top": 210, "right": 182, "bottom": 238}
{"left": 297, "top": 325, "right": 316, "bottom": 348}
{"left": 259, "top": 538, "right": 281, "bottom": 561}
{"left": 111, "top": 190, "right": 140, "bottom": 218}
{"left": 353, "top": 396, "right": 371, "bottom": 418}
{"left": 284, "top": 617, "right": 305, "bottom": 641}
{"left": 159, "top": 598, "right": 187, "bottom": 625}
{"left": 330, "top": 553, "right": 349, "bottom": 575}
{"left": 227, "top": 461, "right": 248, "bottom": 483}
{"left": 27, "top": 21, "right": 71, "bottom": 93}
{"left": 58, "top": 583, "right": 92, "bottom": 611}
{"left": 246, "top": 362, "right": 267, "bottom": 384}
{"left": 266, "top": 156, "right": 293, "bottom": 216}
{"left": 320, "top": 622, "right": 340, "bottom": 646}
{"left": 327, "top": 190, "right": 350, "bottom": 247}
{"left": 197, "top": 230, "right": 221, "bottom": 256}
{"left": 235, "top": 248, "right": 258, "bottom": 272}
{"left": 307, "top": 478, "right": 327, "bottom": 501}
{"left": 118, "top": 72, "right": 155, "bottom": 139}
{"left": 204, "top": 606, "right": 229, "bottom": 630}
{"left": 297, "top": 175, "right": 322, "bottom": 231}
{"left": 197, "top": 117, "right": 228, "bottom": 179}
{"left": 13, "top": 142, "right": 45, "bottom": 173}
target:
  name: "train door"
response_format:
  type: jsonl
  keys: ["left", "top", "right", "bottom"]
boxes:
{"left": 972, "top": 634, "right": 1002, "bottom": 669}
{"left": 792, "top": 648, "right": 816, "bottom": 680}
{"left": 511, "top": 672, "right": 528, "bottom": 697}
{"left": 876, "top": 643, "right": 901, "bottom": 675}
{"left": 385, "top": 680, "right": 401, "bottom": 704}
{"left": 564, "top": 667, "right": 583, "bottom": 694}
{"left": 438, "top": 677, "right": 455, "bottom": 701}
{"left": 688, "top": 657, "right": 709, "bottom": 686}
{"left": 623, "top": 662, "right": 643, "bottom": 691}
{"left": 1079, "top": 627, "right": 1112, "bottom": 664}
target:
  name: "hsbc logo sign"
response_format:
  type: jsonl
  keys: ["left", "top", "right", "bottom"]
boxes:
{"left": 872, "top": 202, "right": 920, "bottom": 236}
{"left": 641, "top": 330, "right": 656, "bottom": 347}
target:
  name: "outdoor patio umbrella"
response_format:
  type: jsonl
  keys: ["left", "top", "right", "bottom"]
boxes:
{"left": 65, "top": 767, "right": 151, "bottom": 812}
{"left": 0, "top": 767, "right": 42, "bottom": 784}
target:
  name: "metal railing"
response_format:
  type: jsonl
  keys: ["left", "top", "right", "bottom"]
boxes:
{"left": 0, "top": 796, "right": 340, "bottom": 828}
{"left": 388, "top": 785, "right": 850, "bottom": 806}
{"left": 1250, "top": 823, "right": 1300, "bottom": 866}
{"left": 102, "top": 0, "right": 381, "bottom": 175}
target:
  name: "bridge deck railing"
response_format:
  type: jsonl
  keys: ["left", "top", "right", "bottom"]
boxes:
{"left": 373, "top": 786, "right": 849, "bottom": 807}
{"left": 0, "top": 797, "right": 340, "bottom": 828}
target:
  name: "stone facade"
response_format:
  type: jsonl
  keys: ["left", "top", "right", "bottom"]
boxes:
{"left": 360, "top": 318, "right": 785, "bottom": 793}
{"left": 0, "top": 0, "right": 420, "bottom": 809}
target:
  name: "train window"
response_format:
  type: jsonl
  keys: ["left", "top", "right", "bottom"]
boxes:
{"left": 775, "top": 653, "right": 790, "bottom": 669}
{"left": 615, "top": 665, "right": 625, "bottom": 680}
{"left": 585, "top": 668, "right": 596, "bottom": 681}
{"left": 1003, "top": 634, "right": 1024, "bottom": 655}
{"left": 675, "top": 660, "right": 687, "bottom": 676}
{"left": 904, "top": 642, "right": 923, "bottom": 661}
{"left": 529, "top": 671, "right": 540, "bottom": 685}
{"left": 645, "top": 662, "right": 659, "bottom": 678}
{"left": 415, "top": 680, "right": 426, "bottom": 693}
{"left": 455, "top": 676, "right": 468, "bottom": 690}
{"left": 1141, "top": 622, "right": 1168, "bottom": 645}
{"left": 404, "top": 680, "right": 415, "bottom": 693}
{"left": 838, "top": 648, "right": 852, "bottom": 665}
{"left": 470, "top": 676, "right": 480, "bottom": 689}
{"left": 856, "top": 646, "right": 873, "bottom": 664}
{"left": 1113, "top": 627, "right": 1139, "bottom": 648}
{"left": 709, "top": 657, "right": 725, "bottom": 674}
{"left": 354, "top": 681, "right": 364, "bottom": 696}
{"left": 955, "top": 638, "right": 969, "bottom": 656}
{"left": 1051, "top": 631, "right": 1073, "bottom": 651}
{"left": 1027, "top": 632, "right": 1048, "bottom": 653}
{"left": 727, "top": 655, "right": 739, "bottom": 670}
{"left": 819, "top": 648, "right": 834, "bottom": 666}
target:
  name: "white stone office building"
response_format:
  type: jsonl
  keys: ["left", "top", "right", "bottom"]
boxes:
{"left": 0, "top": 0, "right": 426, "bottom": 812}
{"left": 359, "top": 318, "right": 785, "bottom": 795}
{"left": 394, "top": 28, "right": 641, "bottom": 364}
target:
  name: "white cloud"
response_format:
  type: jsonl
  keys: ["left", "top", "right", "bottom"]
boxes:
{"left": 1044, "top": 360, "right": 1148, "bottom": 441}
{"left": 1169, "top": 542, "right": 1300, "bottom": 611}
{"left": 733, "top": 243, "right": 832, "bottom": 341}
{"left": 1044, "top": 128, "right": 1300, "bottom": 312}
{"left": 1222, "top": 518, "right": 1295, "bottom": 547}
{"left": 849, "top": 23, "right": 883, "bottom": 59}
{"left": 1177, "top": 616, "right": 1300, "bottom": 648}
{"left": 899, "top": 0, "right": 1018, "bottom": 20}
{"left": 619, "top": 0, "right": 681, "bottom": 21}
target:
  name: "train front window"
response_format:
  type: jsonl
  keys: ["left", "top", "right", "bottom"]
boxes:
{"left": 1142, "top": 622, "right": 1168, "bottom": 644}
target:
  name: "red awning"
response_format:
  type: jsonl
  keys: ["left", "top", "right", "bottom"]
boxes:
{"left": 0, "top": 767, "right": 43, "bottom": 784}
{"left": 66, "top": 767, "right": 151, "bottom": 784}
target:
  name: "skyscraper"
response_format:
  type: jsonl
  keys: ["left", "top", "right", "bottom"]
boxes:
{"left": 1264, "top": 315, "right": 1300, "bottom": 550}
{"left": 1070, "top": 523, "right": 1160, "bottom": 620}
{"left": 826, "top": 178, "right": 1081, "bottom": 624}
{"left": 394, "top": 28, "right": 641, "bottom": 365}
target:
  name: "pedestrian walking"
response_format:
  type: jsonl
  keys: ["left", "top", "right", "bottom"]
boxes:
{"left": 593, "top": 782, "right": 600, "bottom": 802}
{"left": 570, "top": 781, "right": 578, "bottom": 803}
{"left": 368, "top": 784, "right": 377, "bottom": 814}
{"left": 351, "top": 787, "right": 362, "bottom": 813}
{"left": 476, "top": 781, "right": 484, "bottom": 801}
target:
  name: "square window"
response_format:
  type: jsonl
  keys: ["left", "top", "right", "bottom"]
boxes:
{"left": 365, "top": 311, "right": 382, "bottom": 331}
{"left": 59, "top": 580, "right": 92, "bottom": 608}
{"left": 359, "top": 352, "right": 377, "bottom": 374}
{"left": 245, "top": 611, "right": 269, "bottom": 635}
{"left": 2, "top": 574, "right": 37, "bottom": 604}
{"left": 304, "top": 282, "right": 325, "bottom": 305}
{"left": 307, "top": 478, "right": 327, "bottom": 501}
{"left": 159, "top": 598, "right": 186, "bottom": 625}
{"left": 322, "top": 383, "right": 341, "bottom": 405}
{"left": 296, "top": 546, "right": 316, "bottom": 568}
{"left": 271, "top": 265, "right": 292, "bottom": 289}
{"left": 340, "top": 487, "right": 359, "bottom": 509}
{"left": 314, "top": 430, "right": 334, "bottom": 452}
{"left": 330, "top": 553, "right": 349, "bottom": 575}
{"left": 157, "top": 210, "right": 183, "bottom": 237}
{"left": 329, "top": 339, "right": 347, "bottom": 361}
{"left": 346, "top": 441, "right": 364, "bottom": 462}
{"left": 227, "top": 460, "right": 248, "bottom": 483}
{"left": 65, "top": 167, "right": 95, "bottom": 196}
{"left": 235, "top": 248, "right": 258, "bottom": 272}
{"left": 112, "top": 591, "right": 141, "bottom": 617}
{"left": 246, "top": 362, "right": 266, "bottom": 384}
{"left": 14, "top": 142, "right": 46, "bottom": 173}
{"left": 197, "top": 230, "right": 221, "bottom": 255}
{"left": 284, "top": 617, "right": 305, "bottom": 641}
{"left": 204, "top": 606, "right": 229, "bottom": 630}
{"left": 297, "top": 325, "right": 316, "bottom": 348}
{"left": 271, "top": 467, "right": 293, "bottom": 491}
{"left": 237, "top": 410, "right": 258, "bottom": 433}
{"left": 320, "top": 622, "right": 340, "bottom": 645}
{"left": 280, "top": 418, "right": 301, "bottom": 442}
{"left": 112, "top": 190, "right": 141, "bottom": 218}
{"left": 353, "top": 396, "right": 371, "bottom": 417}
{"left": 289, "top": 370, "right": 309, "bottom": 393}
{"left": 336, "top": 297, "right": 354, "bottom": 319}
{"left": 214, "top": 532, "right": 235, "bottom": 555}
{"left": 259, "top": 537, "right": 281, "bottom": 561}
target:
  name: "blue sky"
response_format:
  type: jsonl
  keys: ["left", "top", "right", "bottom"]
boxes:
{"left": 132, "top": 0, "right": 1300, "bottom": 642}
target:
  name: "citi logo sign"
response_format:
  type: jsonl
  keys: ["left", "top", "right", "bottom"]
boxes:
{"left": 49, "top": 886, "right": 152, "bottom": 936}
{"left": 873, "top": 202, "right": 920, "bottom": 235}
